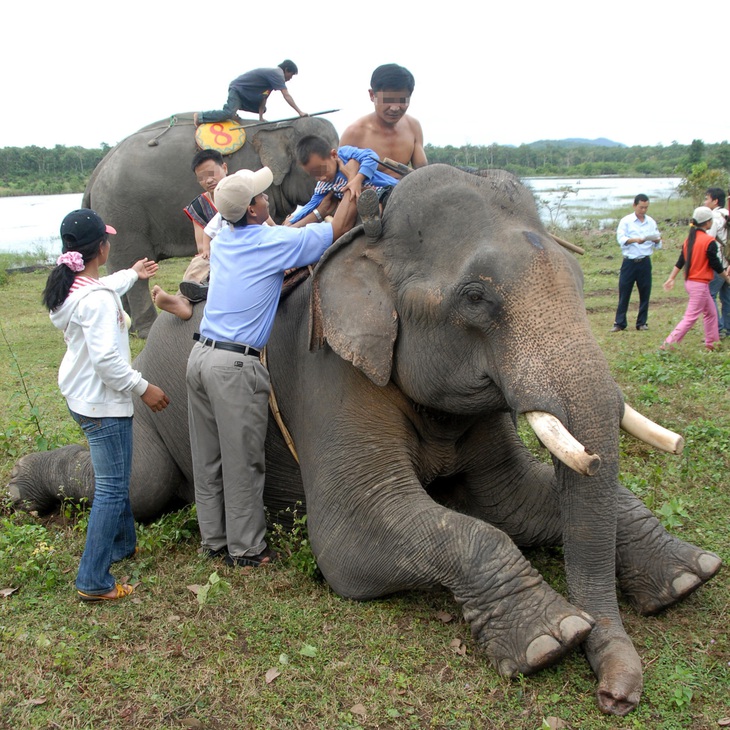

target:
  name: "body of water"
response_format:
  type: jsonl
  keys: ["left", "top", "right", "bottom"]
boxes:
{"left": 0, "top": 193, "right": 83, "bottom": 256}
{"left": 526, "top": 177, "right": 681, "bottom": 228}
{"left": 0, "top": 178, "right": 681, "bottom": 255}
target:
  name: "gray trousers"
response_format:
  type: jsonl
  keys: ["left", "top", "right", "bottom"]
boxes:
{"left": 186, "top": 342, "right": 270, "bottom": 557}
{"left": 198, "top": 87, "right": 258, "bottom": 124}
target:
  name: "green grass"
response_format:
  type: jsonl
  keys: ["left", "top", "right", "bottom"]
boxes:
{"left": 1, "top": 236, "right": 729, "bottom": 729}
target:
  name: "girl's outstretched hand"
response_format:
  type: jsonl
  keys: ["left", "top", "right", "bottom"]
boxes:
{"left": 132, "top": 258, "right": 159, "bottom": 280}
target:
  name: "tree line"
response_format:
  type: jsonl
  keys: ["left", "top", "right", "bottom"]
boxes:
{"left": 425, "top": 138, "right": 730, "bottom": 178}
{"left": 1, "top": 139, "right": 729, "bottom": 197}
{"left": 0, "top": 144, "right": 110, "bottom": 196}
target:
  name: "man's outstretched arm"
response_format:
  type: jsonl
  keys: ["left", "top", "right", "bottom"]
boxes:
{"left": 280, "top": 89, "right": 307, "bottom": 117}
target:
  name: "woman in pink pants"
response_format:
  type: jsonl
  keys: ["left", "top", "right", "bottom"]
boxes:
{"left": 661, "top": 206, "right": 730, "bottom": 351}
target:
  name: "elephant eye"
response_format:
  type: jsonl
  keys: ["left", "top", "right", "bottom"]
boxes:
{"left": 462, "top": 286, "right": 485, "bottom": 303}
{"left": 459, "top": 285, "right": 499, "bottom": 321}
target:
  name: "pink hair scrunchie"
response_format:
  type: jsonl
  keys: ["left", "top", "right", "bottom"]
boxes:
{"left": 57, "top": 251, "right": 85, "bottom": 272}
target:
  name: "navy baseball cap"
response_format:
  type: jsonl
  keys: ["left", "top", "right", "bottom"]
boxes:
{"left": 60, "top": 209, "right": 117, "bottom": 249}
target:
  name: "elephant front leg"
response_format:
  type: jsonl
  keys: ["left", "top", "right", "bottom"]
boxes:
{"left": 459, "top": 433, "right": 722, "bottom": 618}
{"left": 447, "top": 513, "right": 595, "bottom": 677}
{"left": 307, "top": 479, "right": 593, "bottom": 678}
{"left": 615, "top": 485, "right": 722, "bottom": 615}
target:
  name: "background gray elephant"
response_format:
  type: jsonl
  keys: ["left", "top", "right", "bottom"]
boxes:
{"left": 10, "top": 166, "right": 720, "bottom": 716}
{"left": 83, "top": 114, "right": 338, "bottom": 336}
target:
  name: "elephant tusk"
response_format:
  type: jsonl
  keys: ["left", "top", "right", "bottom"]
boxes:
{"left": 525, "top": 411, "right": 602, "bottom": 476}
{"left": 620, "top": 404, "right": 685, "bottom": 455}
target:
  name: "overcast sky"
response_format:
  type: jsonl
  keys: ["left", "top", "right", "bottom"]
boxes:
{"left": 3, "top": 0, "right": 725, "bottom": 152}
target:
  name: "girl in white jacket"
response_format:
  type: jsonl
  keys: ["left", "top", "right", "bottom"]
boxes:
{"left": 42, "top": 209, "right": 169, "bottom": 602}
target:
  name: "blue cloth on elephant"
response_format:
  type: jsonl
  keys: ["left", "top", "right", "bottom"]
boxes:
{"left": 183, "top": 192, "right": 218, "bottom": 230}
{"left": 288, "top": 146, "right": 399, "bottom": 224}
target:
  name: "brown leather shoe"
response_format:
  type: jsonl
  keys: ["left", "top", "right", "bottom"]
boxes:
{"left": 225, "top": 546, "right": 278, "bottom": 568}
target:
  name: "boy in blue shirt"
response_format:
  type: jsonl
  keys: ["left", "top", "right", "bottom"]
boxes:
{"left": 286, "top": 135, "right": 398, "bottom": 230}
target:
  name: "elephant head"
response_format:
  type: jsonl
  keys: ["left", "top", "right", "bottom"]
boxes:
{"left": 307, "top": 165, "right": 691, "bottom": 714}
{"left": 312, "top": 166, "right": 621, "bottom": 431}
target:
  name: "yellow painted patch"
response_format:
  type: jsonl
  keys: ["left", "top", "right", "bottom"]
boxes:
{"left": 195, "top": 120, "right": 246, "bottom": 155}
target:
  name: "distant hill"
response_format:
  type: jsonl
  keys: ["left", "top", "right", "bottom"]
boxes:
{"left": 526, "top": 138, "right": 626, "bottom": 149}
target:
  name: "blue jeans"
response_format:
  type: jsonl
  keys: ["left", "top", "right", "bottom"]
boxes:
{"left": 708, "top": 272, "right": 730, "bottom": 334}
{"left": 71, "top": 412, "right": 136, "bottom": 595}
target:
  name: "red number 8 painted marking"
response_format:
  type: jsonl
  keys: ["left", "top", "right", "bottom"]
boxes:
{"left": 210, "top": 123, "right": 233, "bottom": 146}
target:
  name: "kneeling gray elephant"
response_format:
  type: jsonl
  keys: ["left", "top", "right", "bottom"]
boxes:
{"left": 10, "top": 165, "right": 721, "bottom": 716}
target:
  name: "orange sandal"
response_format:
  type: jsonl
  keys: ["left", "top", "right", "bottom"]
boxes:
{"left": 78, "top": 583, "right": 135, "bottom": 602}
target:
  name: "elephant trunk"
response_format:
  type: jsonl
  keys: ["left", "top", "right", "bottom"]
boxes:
{"left": 505, "top": 341, "right": 644, "bottom": 713}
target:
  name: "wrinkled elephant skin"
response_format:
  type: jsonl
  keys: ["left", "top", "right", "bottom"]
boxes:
{"left": 83, "top": 114, "right": 338, "bottom": 336}
{"left": 9, "top": 166, "right": 721, "bottom": 715}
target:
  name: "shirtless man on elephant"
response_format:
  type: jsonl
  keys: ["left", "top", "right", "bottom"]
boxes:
{"left": 340, "top": 63, "right": 428, "bottom": 178}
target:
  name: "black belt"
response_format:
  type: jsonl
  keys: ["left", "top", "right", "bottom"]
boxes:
{"left": 193, "top": 332, "right": 260, "bottom": 357}
{"left": 624, "top": 256, "right": 647, "bottom": 262}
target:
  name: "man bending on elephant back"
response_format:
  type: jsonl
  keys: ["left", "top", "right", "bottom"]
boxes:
{"left": 194, "top": 60, "right": 307, "bottom": 125}
{"left": 186, "top": 167, "right": 357, "bottom": 567}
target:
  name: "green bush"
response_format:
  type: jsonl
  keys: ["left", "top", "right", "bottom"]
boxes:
{"left": 677, "top": 162, "right": 729, "bottom": 205}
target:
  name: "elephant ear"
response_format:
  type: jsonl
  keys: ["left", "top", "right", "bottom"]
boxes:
{"left": 310, "top": 227, "right": 397, "bottom": 387}
{"left": 251, "top": 126, "right": 293, "bottom": 186}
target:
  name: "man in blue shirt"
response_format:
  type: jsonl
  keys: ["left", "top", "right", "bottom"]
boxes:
{"left": 186, "top": 167, "right": 355, "bottom": 567}
{"left": 195, "top": 60, "right": 306, "bottom": 125}
{"left": 611, "top": 194, "right": 663, "bottom": 332}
